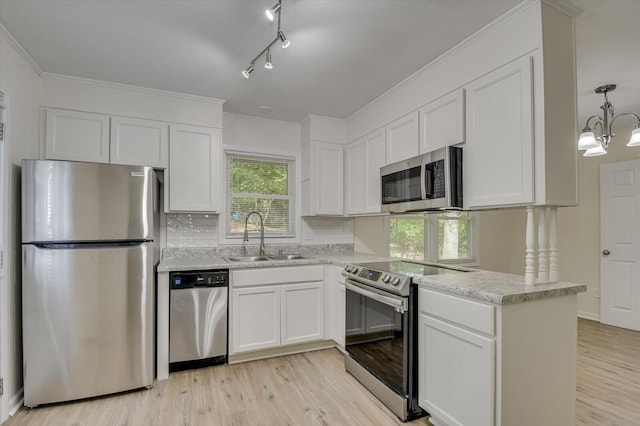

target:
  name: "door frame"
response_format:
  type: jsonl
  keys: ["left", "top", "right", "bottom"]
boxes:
{"left": 600, "top": 158, "right": 640, "bottom": 331}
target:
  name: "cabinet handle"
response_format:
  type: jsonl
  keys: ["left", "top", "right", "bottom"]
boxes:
{"left": 602, "top": 249, "right": 611, "bottom": 256}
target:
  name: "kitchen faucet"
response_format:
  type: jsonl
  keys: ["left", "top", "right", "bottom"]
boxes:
{"left": 243, "top": 211, "right": 266, "bottom": 255}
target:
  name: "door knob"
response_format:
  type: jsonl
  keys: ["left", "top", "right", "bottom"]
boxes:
{"left": 602, "top": 249, "right": 611, "bottom": 256}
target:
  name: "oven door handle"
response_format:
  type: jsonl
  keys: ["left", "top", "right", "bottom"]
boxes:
{"left": 345, "top": 279, "right": 408, "bottom": 313}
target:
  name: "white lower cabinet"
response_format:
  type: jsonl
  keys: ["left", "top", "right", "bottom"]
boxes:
{"left": 231, "top": 286, "right": 281, "bottom": 353}
{"left": 418, "top": 287, "right": 580, "bottom": 426}
{"left": 230, "top": 266, "right": 324, "bottom": 356}
{"left": 419, "top": 314, "right": 494, "bottom": 426}
{"left": 281, "top": 282, "right": 324, "bottom": 345}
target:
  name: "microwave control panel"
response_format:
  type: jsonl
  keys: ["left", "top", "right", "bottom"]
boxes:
{"left": 425, "top": 159, "right": 445, "bottom": 199}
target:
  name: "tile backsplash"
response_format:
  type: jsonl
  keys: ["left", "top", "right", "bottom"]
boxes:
{"left": 165, "top": 213, "right": 354, "bottom": 248}
{"left": 166, "top": 213, "right": 218, "bottom": 247}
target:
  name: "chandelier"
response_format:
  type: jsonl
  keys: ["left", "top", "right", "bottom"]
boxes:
{"left": 241, "top": 0, "right": 290, "bottom": 78}
{"left": 578, "top": 84, "right": 640, "bottom": 157}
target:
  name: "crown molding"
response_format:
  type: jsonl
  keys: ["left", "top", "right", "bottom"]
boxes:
{"left": 41, "top": 73, "right": 226, "bottom": 105}
{"left": 346, "top": 0, "right": 536, "bottom": 124}
{"left": 542, "top": 0, "right": 582, "bottom": 17}
{"left": 0, "top": 23, "right": 43, "bottom": 76}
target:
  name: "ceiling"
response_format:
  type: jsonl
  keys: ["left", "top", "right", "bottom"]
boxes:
{"left": 1, "top": 0, "right": 639, "bottom": 125}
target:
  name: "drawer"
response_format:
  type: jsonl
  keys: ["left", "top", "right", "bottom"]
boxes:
{"left": 419, "top": 288, "right": 495, "bottom": 336}
{"left": 232, "top": 265, "right": 324, "bottom": 287}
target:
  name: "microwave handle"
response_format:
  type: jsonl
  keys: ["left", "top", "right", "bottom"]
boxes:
{"left": 424, "top": 165, "right": 433, "bottom": 199}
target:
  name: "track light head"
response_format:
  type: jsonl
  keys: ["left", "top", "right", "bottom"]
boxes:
{"left": 278, "top": 31, "right": 290, "bottom": 48}
{"left": 264, "top": 50, "right": 273, "bottom": 69}
{"left": 265, "top": 2, "right": 281, "bottom": 21}
{"left": 242, "top": 65, "right": 254, "bottom": 78}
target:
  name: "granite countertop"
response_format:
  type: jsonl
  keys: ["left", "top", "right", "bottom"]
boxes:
{"left": 157, "top": 247, "right": 388, "bottom": 272}
{"left": 157, "top": 246, "right": 586, "bottom": 305}
{"left": 414, "top": 269, "right": 587, "bottom": 305}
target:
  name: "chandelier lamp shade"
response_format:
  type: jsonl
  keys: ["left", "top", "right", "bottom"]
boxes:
{"left": 242, "top": 0, "right": 290, "bottom": 78}
{"left": 578, "top": 84, "right": 640, "bottom": 157}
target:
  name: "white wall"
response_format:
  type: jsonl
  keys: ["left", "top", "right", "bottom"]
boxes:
{"left": 0, "top": 29, "right": 42, "bottom": 420}
{"left": 558, "top": 121, "right": 640, "bottom": 319}
{"left": 41, "top": 74, "right": 223, "bottom": 128}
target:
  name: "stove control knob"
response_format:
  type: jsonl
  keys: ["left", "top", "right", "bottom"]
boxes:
{"left": 391, "top": 277, "right": 401, "bottom": 286}
{"left": 344, "top": 266, "right": 351, "bottom": 273}
{"left": 382, "top": 275, "right": 390, "bottom": 283}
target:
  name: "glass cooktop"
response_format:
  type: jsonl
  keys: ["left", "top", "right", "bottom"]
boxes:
{"left": 357, "top": 261, "right": 466, "bottom": 277}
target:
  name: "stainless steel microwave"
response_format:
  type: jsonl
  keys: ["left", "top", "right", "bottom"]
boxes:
{"left": 380, "top": 146, "right": 463, "bottom": 212}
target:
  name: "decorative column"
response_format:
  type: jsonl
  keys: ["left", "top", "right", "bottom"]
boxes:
{"left": 525, "top": 206, "right": 537, "bottom": 285}
{"left": 537, "top": 207, "right": 549, "bottom": 284}
{"left": 548, "top": 206, "right": 559, "bottom": 283}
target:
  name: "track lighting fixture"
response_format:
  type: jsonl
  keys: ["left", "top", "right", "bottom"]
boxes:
{"left": 265, "top": 2, "right": 281, "bottom": 21}
{"left": 265, "top": 50, "right": 273, "bottom": 69}
{"left": 278, "top": 31, "right": 290, "bottom": 48}
{"left": 242, "top": 65, "right": 254, "bottom": 79}
{"left": 241, "top": 0, "right": 290, "bottom": 78}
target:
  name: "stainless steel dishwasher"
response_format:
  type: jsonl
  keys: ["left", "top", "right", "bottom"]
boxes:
{"left": 169, "top": 270, "right": 228, "bottom": 371}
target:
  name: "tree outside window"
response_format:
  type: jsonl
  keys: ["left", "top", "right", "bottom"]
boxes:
{"left": 226, "top": 152, "right": 295, "bottom": 237}
{"left": 389, "top": 212, "right": 475, "bottom": 264}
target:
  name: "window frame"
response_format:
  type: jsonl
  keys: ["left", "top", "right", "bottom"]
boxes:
{"left": 388, "top": 212, "right": 478, "bottom": 266}
{"left": 223, "top": 149, "right": 297, "bottom": 241}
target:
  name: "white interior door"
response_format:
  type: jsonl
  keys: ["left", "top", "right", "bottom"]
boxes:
{"left": 600, "top": 159, "right": 640, "bottom": 331}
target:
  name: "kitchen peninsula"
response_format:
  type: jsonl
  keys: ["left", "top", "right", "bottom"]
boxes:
{"left": 157, "top": 246, "right": 585, "bottom": 426}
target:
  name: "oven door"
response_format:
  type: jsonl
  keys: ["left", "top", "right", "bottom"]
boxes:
{"left": 345, "top": 279, "right": 409, "bottom": 397}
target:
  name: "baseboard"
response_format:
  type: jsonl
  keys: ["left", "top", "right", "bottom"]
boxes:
{"left": 8, "top": 387, "right": 23, "bottom": 417}
{"left": 578, "top": 311, "right": 600, "bottom": 322}
{"left": 228, "top": 340, "right": 336, "bottom": 364}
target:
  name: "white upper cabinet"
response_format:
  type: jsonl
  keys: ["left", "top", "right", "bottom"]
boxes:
{"left": 45, "top": 108, "right": 170, "bottom": 169}
{"left": 419, "top": 89, "right": 465, "bottom": 153}
{"left": 45, "top": 109, "right": 110, "bottom": 163}
{"left": 464, "top": 56, "right": 534, "bottom": 208}
{"left": 110, "top": 116, "right": 168, "bottom": 168}
{"left": 345, "top": 128, "right": 386, "bottom": 215}
{"left": 168, "top": 124, "right": 221, "bottom": 212}
{"left": 302, "top": 141, "right": 344, "bottom": 216}
{"left": 385, "top": 112, "right": 419, "bottom": 164}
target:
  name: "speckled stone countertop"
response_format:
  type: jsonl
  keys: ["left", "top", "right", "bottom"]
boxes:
{"left": 157, "top": 244, "right": 388, "bottom": 272}
{"left": 414, "top": 269, "right": 587, "bottom": 305}
{"left": 158, "top": 246, "right": 586, "bottom": 305}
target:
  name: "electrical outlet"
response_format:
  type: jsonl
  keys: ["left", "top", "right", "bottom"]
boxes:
{"left": 595, "top": 288, "right": 601, "bottom": 298}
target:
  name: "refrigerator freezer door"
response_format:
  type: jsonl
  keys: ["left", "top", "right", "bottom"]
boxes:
{"left": 22, "top": 243, "right": 154, "bottom": 406}
{"left": 170, "top": 287, "right": 228, "bottom": 363}
{"left": 22, "top": 159, "right": 155, "bottom": 243}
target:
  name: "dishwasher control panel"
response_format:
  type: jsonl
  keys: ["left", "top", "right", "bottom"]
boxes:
{"left": 170, "top": 270, "right": 229, "bottom": 289}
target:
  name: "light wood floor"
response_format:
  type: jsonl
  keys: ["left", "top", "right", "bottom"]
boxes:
{"left": 575, "top": 318, "right": 640, "bottom": 426}
{"left": 5, "top": 318, "right": 640, "bottom": 426}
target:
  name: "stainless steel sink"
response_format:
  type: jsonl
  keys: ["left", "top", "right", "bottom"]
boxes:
{"left": 223, "top": 254, "right": 308, "bottom": 262}
{"left": 224, "top": 256, "right": 271, "bottom": 262}
{"left": 267, "top": 254, "right": 308, "bottom": 260}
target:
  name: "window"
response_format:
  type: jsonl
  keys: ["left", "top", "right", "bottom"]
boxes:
{"left": 389, "top": 212, "right": 476, "bottom": 264}
{"left": 226, "top": 151, "right": 295, "bottom": 238}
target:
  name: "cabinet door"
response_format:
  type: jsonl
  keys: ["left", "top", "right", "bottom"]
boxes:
{"left": 313, "top": 142, "right": 344, "bottom": 215}
{"left": 363, "top": 129, "right": 386, "bottom": 212}
{"left": 231, "top": 286, "right": 281, "bottom": 354}
{"left": 45, "top": 109, "right": 110, "bottom": 163}
{"left": 385, "top": 112, "right": 419, "bottom": 164}
{"left": 419, "top": 89, "right": 465, "bottom": 153}
{"left": 464, "top": 56, "right": 534, "bottom": 208}
{"left": 168, "top": 124, "right": 221, "bottom": 212}
{"left": 418, "top": 314, "right": 495, "bottom": 426}
{"left": 110, "top": 116, "right": 168, "bottom": 168}
{"left": 345, "top": 139, "right": 365, "bottom": 214}
{"left": 281, "top": 282, "right": 324, "bottom": 345}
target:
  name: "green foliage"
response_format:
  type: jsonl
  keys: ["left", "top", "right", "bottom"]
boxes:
{"left": 230, "top": 157, "right": 291, "bottom": 234}
{"left": 389, "top": 218, "right": 424, "bottom": 260}
{"left": 231, "top": 159, "right": 289, "bottom": 195}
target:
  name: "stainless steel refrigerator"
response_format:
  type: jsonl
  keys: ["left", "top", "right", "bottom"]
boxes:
{"left": 21, "top": 159, "right": 159, "bottom": 407}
